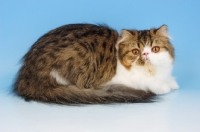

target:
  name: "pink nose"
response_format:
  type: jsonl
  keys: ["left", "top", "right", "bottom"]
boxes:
{"left": 143, "top": 52, "right": 149, "bottom": 57}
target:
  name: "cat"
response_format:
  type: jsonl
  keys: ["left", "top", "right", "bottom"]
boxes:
{"left": 14, "top": 24, "right": 179, "bottom": 104}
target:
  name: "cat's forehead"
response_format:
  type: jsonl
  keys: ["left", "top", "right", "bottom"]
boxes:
{"left": 137, "top": 30, "right": 152, "bottom": 46}
{"left": 119, "top": 27, "right": 167, "bottom": 49}
{"left": 125, "top": 30, "right": 153, "bottom": 49}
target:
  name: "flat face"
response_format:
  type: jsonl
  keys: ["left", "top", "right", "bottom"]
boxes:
{"left": 117, "top": 26, "right": 174, "bottom": 70}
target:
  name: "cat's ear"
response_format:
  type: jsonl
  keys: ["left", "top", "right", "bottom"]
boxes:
{"left": 155, "top": 25, "right": 171, "bottom": 39}
{"left": 117, "top": 30, "right": 137, "bottom": 44}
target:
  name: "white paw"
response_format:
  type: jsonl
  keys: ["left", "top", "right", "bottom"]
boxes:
{"left": 169, "top": 80, "right": 179, "bottom": 90}
{"left": 152, "top": 84, "right": 171, "bottom": 95}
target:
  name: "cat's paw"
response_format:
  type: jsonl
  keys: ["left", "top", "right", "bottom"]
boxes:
{"left": 152, "top": 84, "right": 171, "bottom": 95}
{"left": 169, "top": 80, "right": 179, "bottom": 90}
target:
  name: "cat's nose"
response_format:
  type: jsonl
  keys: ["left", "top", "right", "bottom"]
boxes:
{"left": 143, "top": 52, "right": 149, "bottom": 57}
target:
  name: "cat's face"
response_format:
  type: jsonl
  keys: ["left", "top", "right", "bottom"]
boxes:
{"left": 117, "top": 25, "right": 174, "bottom": 70}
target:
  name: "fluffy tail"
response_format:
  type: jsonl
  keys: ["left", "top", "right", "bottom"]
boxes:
{"left": 16, "top": 84, "right": 156, "bottom": 104}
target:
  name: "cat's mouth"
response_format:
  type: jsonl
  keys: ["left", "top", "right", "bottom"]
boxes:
{"left": 144, "top": 56, "right": 150, "bottom": 62}
{"left": 145, "top": 59, "right": 150, "bottom": 63}
{"left": 145, "top": 57, "right": 149, "bottom": 60}
{"left": 143, "top": 56, "right": 152, "bottom": 66}
{"left": 135, "top": 56, "right": 151, "bottom": 66}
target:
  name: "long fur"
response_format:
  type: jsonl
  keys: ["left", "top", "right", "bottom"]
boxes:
{"left": 14, "top": 84, "right": 156, "bottom": 104}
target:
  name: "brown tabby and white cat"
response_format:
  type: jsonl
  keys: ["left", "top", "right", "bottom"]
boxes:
{"left": 14, "top": 24, "right": 179, "bottom": 104}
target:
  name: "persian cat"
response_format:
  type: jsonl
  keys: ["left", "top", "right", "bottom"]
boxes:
{"left": 14, "top": 24, "right": 179, "bottom": 104}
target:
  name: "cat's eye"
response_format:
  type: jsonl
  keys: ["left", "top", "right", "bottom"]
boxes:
{"left": 132, "top": 49, "right": 140, "bottom": 55}
{"left": 151, "top": 46, "right": 160, "bottom": 53}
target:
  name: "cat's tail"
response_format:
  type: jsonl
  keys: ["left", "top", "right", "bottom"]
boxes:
{"left": 21, "top": 84, "right": 156, "bottom": 104}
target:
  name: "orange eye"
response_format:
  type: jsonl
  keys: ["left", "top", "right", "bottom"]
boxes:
{"left": 152, "top": 46, "right": 160, "bottom": 53}
{"left": 132, "top": 49, "right": 140, "bottom": 55}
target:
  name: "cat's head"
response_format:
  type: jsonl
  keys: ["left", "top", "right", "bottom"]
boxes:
{"left": 116, "top": 25, "right": 174, "bottom": 70}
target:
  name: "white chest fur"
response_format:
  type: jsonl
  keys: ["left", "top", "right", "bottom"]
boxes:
{"left": 105, "top": 52, "right": 179, "bottom": 95}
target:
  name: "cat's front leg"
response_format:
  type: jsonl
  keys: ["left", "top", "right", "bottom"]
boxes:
{"left": 149, "top": 82, "right": 171, "bottom": 95}
{"left": 169, "top": 78, "right": 179, "bottom": 90}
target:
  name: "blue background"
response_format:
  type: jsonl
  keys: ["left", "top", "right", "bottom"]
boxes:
{"left": 0, "top": 0, "right": 200, "bottom": 132}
